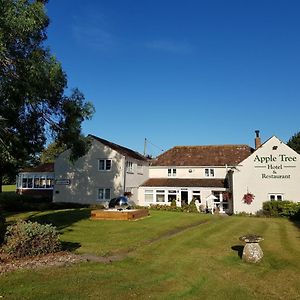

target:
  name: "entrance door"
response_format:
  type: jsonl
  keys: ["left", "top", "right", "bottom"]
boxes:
{"left": 181, "top": 191, "right": 188, "bottom": 205}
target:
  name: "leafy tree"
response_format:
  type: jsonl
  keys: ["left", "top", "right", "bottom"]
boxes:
{"left": 40, "top": 142, "right": 66, "bottom": 163}
{"left": 0, "top": 0, "right": 95, "bottom": 191}
{"left": 287, "top": 132, "right": 300, "bottom": 154}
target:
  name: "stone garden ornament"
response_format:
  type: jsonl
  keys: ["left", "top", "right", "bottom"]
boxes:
{"left": 239, "top": 234, "right": 264, "bottom": 263}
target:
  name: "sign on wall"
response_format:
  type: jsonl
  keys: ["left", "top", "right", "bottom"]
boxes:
{"left": 254, "top": 154, "right": 297, "bottom": 179}
{"left": 55, "top": 179, "right": 71, "bottom": 185}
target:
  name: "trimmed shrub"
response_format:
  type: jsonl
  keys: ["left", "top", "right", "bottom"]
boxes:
{"left": 263, "top": 201, "right": 300, "bottom": 218}
{"left": 149, "top": 201, "right": 201, "bottom": 213}
{"left": 2, "top": 220, "right": 61, "bottom": 258}
{"left": 182, "top": 199, "right": 198, "bottom": 213}
{"left": 0, "top": 213, "right": 6, "bottom": 245}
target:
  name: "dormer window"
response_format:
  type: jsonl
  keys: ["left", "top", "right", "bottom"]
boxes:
{"left": 205, "top": 168, "right": 214, "bottom": 177}
{"left": 168, "top": 168, "right": 176, "bottom": 177}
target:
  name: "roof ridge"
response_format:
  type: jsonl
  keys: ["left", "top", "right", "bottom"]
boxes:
{"left": 173, "top": 144, "right": 251, "bottom": 148}
{"left": 89, "top": 134, "right": 147, "bottom": 161}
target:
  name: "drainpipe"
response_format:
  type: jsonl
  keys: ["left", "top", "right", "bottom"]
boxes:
{"left": 123, "top": 157, "right": 127, "bottom": 195}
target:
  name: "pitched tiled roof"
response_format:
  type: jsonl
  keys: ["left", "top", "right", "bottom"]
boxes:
{"left": 21, "top": 163, "right": 54, "bottom": 173}
{"left": 151, "top": 145, "right": 253, "bottom": 166}
{"left": 89, "top": 134, "right": 148, "bottom": 161}
{"left": 141, "top": 178, "right": 227, "bottom": 188}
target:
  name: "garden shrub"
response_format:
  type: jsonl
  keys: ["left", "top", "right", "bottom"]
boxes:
{"left": 149, "top": 201, "right": 201, "bottom": 213}
{"left": 2, "top": 220, "right": 61, "bottom": 258}
{"left": 182, "top": 199, "right": 198, "bottom": 213}
{"left": 263, "top": 201, "right": 300, "bottom": 218}
{"left": 0, "top": 213, "right": 6, "bottom": 245}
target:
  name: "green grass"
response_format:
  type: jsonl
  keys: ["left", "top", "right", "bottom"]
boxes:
{"left": 1, "top": 210, "right": 300, "bottom": 299}
{"left": 1, "top": 185, "right": 16, "bottom": 192}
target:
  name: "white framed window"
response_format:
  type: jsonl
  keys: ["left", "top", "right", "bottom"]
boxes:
{"left": 192, "top": 190, "right": 201, "bottom": 202}
{"left": 145, "top": 190, "right": 154, "bottom": 202}
{"left": 28, "top": 176, "right": 33, "bottom": 188}
{"left": 97, "top": 188, "right": 111, "bottom": 201}
{"left": 137, "top": 164, "right": 143, "bottom": 174}
{"left": 156, "top": 190, "right": 166, "bottom": 202}
{"left": 126, "top": 161, "right": 134, "bottom": 173}
{"left": 19, "top": 175, "right": 54, "bottom": 189}
{"left": 98, "top": 159, "right": 112, "bottom": 171}
{"left": 205, "top": 168, "right": 215, "bottom": 177}
{"left": 168, "top": 168, "right": 176, "bottom": 177}
{"left": 269, "top": 194, "right": 283, "bottom": 201}
{"left": 168, "top": 190, "right": 177, "bottom": 202}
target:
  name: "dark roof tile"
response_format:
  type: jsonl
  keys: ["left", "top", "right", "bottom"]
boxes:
{"left": 89, "top": 135, "right": 148, "bottom": 161}
{"left": 151, "top": 145, "right": 253, "bottom": 166}
{"left": 21, "top": 163, "right": 54, "bottom": 173}
{"left": 141, "top": 178, "right": 227, "bottom": 188}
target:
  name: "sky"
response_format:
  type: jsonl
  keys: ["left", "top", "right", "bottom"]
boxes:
{"left": 45, "top": 0, "right": 300, "bottom": 156}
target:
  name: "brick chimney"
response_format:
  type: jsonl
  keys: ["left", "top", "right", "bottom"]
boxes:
{"left": 255, "top": 130, "right": 261, "bottom": 149}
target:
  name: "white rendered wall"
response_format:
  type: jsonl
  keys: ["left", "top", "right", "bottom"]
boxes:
{"left": 53, "top": 139, "right": 125, "bottom": 204}
{"left": 232, "top": 136, "right": 300, "bottom": 214}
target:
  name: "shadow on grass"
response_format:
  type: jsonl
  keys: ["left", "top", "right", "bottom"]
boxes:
{"left": 28, "top": 209, "right": 91, "bottom": 231}
{"left": 61, "top": 241, "right": 81, "bottom": 252}
{"left": 231, "top": 245, "right": 244, "bottom": 259}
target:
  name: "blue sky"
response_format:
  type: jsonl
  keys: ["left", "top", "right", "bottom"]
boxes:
{"left": 46, "top": 0, "right": 300, "bottom": 156}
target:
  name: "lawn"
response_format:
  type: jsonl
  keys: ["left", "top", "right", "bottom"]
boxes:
{"left": 1, "top": 185, "right": 16, "bottom": 192}
{"left": 1, "top": 210, "right": 300, "bottom": 299}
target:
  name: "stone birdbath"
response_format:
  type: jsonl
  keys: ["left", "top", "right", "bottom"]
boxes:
{"left": 239, "top": 234, "right": 264, "bottom": 263}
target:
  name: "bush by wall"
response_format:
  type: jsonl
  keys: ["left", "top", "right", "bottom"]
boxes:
{"left": 263, "top": 201, "right": 300, "bottom": 219}
{"left": 2, "top": 220, "right": 61, "bottom": 258}
{"left": 149, "top": 200, "right": 200, "bottom": 213}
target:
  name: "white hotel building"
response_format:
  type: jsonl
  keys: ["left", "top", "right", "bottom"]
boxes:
{"left": 19, "top": 132, "right": 300, "bottom": 215}
{"left": 138, "top": 132, "right": 300, "bottom": 214}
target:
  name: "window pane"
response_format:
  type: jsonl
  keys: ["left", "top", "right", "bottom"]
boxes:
{"left": 106, "top": 160, "right": 112, "bottom": 170}
{"left": 168, "top": 194, "right": 176, "bottom": 202}
{"left": 34, "top": 177, "right": 40, "bottom": 188}
{"left": 145, "top": 194, "right": 153, "bottom": 202}
{"left": 193, "top": 195, "right": 201, "bottom": 201}
{"left": 99, "top": 160, "right": 104, "bottom": 170}
{"left": 168, "top": 169, "right": 171, "bottom": 176}
{"left": 22, "top": 177, "right": 28, "bottom": 188}
{"left": 28, "top": 177, "right": 33, "bottom": 188}
{"left": 41, "top": 177, "right": 46, "bottom": 188}
{"left": 98, "top": 188, "right": 104, "bottom": 199}
{"left": 156, "top": 194, "right": 165, "bottom": 202}
{"left": 168, "top": 190, "right": 177, "bottom": 194}
{"left": 173, "top": 169, "right": 176, "bottom": 175}
{"left": 277, "top": 195, "right": 282, "bottom": 201}
{"left": 105, "top": 189, "right": 111, "bottom": 200}
{"left": 210, "top": 169, "right": 214, "bottom": 177}
{"left": 145, "top": 190, "right": 153, "bottom": 194}
{"left": 270, "top": 195, "right": 275, "bottom": 201}
{"left": 205, "top": 169, "right": 209, "bottom": 176}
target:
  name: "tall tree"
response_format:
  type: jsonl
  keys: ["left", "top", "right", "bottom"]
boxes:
{"left": 40, "top": 142, "right": 66, "bottom": 163}
{"left": 287, "top": 132, "right": 300, "bottom": 154}
{"left": 0, "top": 0, "right": 95, "bottom": 191}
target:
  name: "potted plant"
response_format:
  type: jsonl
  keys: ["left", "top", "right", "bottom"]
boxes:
{"left": 243, "top": 192, "right": 255, "bottom": 204}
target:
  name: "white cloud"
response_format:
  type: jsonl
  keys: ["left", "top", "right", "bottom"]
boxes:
{"left": 71, "top": 11, "right": 114, "bottom": 50}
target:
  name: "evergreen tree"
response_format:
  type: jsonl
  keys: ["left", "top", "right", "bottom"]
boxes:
{"left": 287, "top": 132, "right": 300, "bottom": 154}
